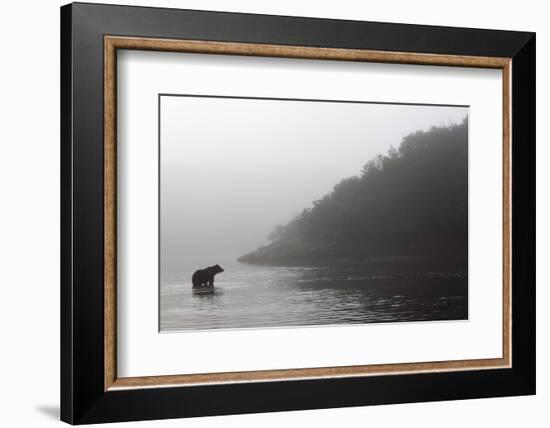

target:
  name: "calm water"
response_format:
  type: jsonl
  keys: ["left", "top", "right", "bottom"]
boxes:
{"left": 160, "top": 259, "right": 467, "bottom": 332}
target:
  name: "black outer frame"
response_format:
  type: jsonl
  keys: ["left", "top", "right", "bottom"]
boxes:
{"left": 60, "top": 2, "right": 535, "bottom": 424}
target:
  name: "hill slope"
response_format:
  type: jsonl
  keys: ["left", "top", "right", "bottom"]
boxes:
{"left": 238, "top": 119, "right": 468, "bottom": 266}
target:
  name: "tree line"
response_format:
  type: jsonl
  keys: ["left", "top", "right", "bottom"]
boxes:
{"left": 238, "top": 119, "right": 468, "bottom": 266}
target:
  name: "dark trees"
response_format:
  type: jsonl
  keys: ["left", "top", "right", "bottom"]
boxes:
{"left": 239, "top": 119, "right": 468, "bottom": 266}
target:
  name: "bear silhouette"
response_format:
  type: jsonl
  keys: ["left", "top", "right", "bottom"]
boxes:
{"left": 192, "top": 264, "right": 224, "bottom": 288}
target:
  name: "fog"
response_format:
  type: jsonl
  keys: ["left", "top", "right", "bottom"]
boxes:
{"left": 160, "top": 95, "right": 467, "bottom": 279}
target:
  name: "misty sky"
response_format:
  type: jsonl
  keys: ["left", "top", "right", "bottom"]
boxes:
{"left": 160, "top": 95, "right": 467, "bottom": 278}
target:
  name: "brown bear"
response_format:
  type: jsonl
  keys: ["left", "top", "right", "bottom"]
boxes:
{"left": 192, "top": 264, "right": 224, "bottom": 288}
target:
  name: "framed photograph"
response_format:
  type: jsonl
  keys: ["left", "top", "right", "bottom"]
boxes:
{"left": 60, "top": 2, "right": 535, "bottom": 424}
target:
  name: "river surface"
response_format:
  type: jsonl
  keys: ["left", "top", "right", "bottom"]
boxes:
{"left": 160, "top": 259, "right": 467, "bottom": 332}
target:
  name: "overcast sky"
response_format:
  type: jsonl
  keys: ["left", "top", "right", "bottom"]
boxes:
{"left": 160, "top": 95, "right": 467, "bottom": 277}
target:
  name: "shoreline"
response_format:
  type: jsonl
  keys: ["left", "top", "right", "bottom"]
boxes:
{"left": 236, "top": 253, "right": 467, "bottom": 269}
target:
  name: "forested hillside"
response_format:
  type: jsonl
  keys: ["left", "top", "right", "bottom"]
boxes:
{"left": 238, "top": 119, "right": 468, "bottom": 266}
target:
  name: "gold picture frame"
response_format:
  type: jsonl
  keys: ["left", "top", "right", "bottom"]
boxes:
{"left": 103, "top": 36, "right": 512, "bottom": 391}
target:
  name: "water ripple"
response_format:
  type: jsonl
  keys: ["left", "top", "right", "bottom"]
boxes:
{"left": 161, "top": 260, "right": 467, "bottom": 332}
